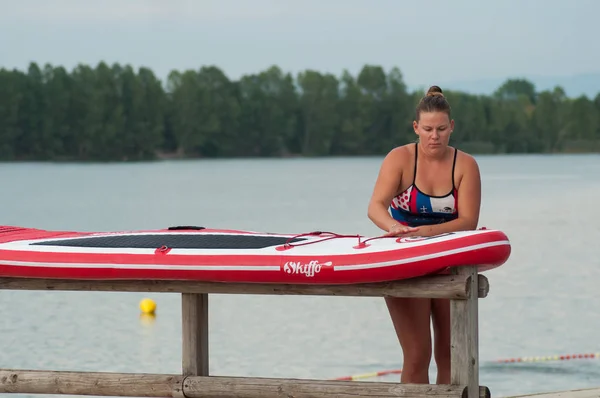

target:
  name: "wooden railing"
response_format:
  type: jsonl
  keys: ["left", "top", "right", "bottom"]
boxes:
{"left": 0, "top": 266, "right": 490, "bottom": 398}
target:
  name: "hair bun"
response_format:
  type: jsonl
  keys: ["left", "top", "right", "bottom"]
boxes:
{"left": 426, "top": 85, "right": 444, "bottom": 97}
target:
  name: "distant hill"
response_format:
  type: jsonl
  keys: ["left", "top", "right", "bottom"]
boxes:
{"left": 410, "top": 72, "right": 600, "bottom": 99}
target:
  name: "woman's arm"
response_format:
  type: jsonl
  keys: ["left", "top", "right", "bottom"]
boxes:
{"left": 403, "top": 153, "right": 481, "bottom": 237}
{"left": 367, "top": 147, "right": 419, "bottom": 234}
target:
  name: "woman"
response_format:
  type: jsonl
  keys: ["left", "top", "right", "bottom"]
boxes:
{"left": 367, "top": 85, "right": 482, "bottom": 384}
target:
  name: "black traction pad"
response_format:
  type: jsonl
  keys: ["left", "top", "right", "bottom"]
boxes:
{"left": 31, "top": 234, "right": 306, "bottom": 249}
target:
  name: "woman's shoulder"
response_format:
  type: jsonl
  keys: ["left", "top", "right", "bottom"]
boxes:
{"left": 377, "top": 144, "right": 414, "bottom": 177}
{"left": 453, "top": 148, "right": 481, "bottom": 187}
{"left": 454, "top": 148, "right": 479, "bottom": 171}
{"left": 386, "top": 143, "right": 415, "bottom": 160}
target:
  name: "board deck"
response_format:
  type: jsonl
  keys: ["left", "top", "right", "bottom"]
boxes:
{"left": 0, "top": 225, "right": 511, "bottom": 284}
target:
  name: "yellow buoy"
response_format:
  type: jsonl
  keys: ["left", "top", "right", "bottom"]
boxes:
{"left": 139, "top": 298, "right": 157, "bottom": 315}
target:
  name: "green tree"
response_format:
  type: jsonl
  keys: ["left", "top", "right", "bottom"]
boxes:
{"left": 0, "top": 63, "right": 598, "bottom": 161}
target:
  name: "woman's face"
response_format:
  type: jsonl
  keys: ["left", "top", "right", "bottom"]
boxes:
{"left": 413, "top": 111, "right": 454, "bottom": 153}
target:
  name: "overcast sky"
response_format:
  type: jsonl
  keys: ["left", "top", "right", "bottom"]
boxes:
{"left": 1, "top": 0, "right": 598, "bottom": 91}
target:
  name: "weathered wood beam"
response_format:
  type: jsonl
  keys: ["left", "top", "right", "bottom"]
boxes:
{"left": 0, "top": 369, "right": 183, "bottom": 397}
{"left": 0, "top": 369, "right": 491, "bottom": 398}
{"left": 0, "top": 273, "right": 489, "bottom": 299}
{"left": 182, "top": 375, "right": 471, "bottom": 398}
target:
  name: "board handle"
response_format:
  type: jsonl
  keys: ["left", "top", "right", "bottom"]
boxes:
{"left": 167, "top": 226, "right": 206, "bottom": 230}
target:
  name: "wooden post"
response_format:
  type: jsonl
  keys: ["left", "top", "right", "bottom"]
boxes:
{"left": 181, "top": 293, "right": 209, "bottom": 376}
{"left": 450, "top": 266, "right": 479, "bottom": 398}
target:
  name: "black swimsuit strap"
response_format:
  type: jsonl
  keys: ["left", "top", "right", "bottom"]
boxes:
{"left": 413, "top": 142, "right": 418, "bottom": 183}
{"left": 451, "top": 148, "right": 458, "bottom": 189}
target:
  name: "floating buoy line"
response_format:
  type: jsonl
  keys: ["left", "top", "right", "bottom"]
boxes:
{"left": 333, "top": 352, "right": 600, "bottom": 381}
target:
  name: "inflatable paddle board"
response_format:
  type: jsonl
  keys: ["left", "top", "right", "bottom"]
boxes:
{"left": 0, "top": 225, "right": 511, "bottom": 284}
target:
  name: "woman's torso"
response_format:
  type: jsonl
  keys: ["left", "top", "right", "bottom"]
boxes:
{"left": 390, "top": 143, "right": 459, "bottom": 227}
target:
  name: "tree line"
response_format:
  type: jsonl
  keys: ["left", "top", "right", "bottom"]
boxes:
{"left": 1, "top": 62, "right": 599, "bottom": 161}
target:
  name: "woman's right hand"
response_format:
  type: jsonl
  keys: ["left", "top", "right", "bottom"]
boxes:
{"left": 384, "top": 223, "right": 420, "bottom": 237}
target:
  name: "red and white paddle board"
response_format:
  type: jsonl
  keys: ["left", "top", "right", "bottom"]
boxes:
{"left": 0, "top": 225, "right": 511, "bottom": 284}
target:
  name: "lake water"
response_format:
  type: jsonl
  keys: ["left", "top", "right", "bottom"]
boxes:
{"left": 1, "top": 153, "right": 599, "bottom": 397}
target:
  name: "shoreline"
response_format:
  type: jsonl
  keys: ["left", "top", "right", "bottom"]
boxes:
{"left": 0, "top": 147, "right": 598, "bottom": 164}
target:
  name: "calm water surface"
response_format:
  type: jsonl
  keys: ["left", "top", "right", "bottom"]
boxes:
{"left": 1, "top": 153, "right": 599, "bottom": 397}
